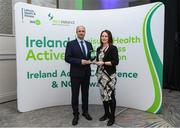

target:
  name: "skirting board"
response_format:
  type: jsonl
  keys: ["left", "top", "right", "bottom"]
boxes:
{"left": 0, "top": 91, "right": 16, "bottom": 103}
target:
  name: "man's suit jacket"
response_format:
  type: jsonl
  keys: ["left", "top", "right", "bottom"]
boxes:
{"left": 65, "top": 39, "right": 93, "bottom": 78}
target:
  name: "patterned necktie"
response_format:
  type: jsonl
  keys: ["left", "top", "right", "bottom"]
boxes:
{"left": 80, "top": 41, "right": 86, "bottom": 56}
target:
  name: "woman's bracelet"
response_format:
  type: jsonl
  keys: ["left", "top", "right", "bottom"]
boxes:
{"left": 104, "top": 62, "right": 105, "bottom": 65}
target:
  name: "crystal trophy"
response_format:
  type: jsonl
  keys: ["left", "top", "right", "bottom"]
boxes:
{"left": 89, "top": 50, "right": 96, "bottom": 61}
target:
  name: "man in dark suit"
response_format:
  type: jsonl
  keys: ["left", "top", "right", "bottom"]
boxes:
{"left": 65, "top": 25, "right": 93, "bottom": 125}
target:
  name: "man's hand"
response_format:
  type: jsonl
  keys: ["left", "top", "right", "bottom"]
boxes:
{"left": 81, "top": 59, "right": 92, "bottom": 65}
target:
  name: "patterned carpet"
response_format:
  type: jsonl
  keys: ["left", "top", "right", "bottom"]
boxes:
{"left": 114, "top": 89, "right": 180, "bottom": 127}
{"left": 0, "top": 89, "right": 179, "bottom": 127}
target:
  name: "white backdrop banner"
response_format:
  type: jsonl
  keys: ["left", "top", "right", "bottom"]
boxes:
{"left": 15, "top": 2, "right": 164, "bottom": 113}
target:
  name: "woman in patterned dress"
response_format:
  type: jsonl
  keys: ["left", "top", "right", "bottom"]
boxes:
{"left": 94, "top": 30, "right": 119, "bottom": 126}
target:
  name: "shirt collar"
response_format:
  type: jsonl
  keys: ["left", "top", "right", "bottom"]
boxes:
{"left": 77, "top": 38, "right": 84, "bottom": 43}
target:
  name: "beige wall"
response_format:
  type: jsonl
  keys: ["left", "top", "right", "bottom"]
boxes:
{"left": 0, "top": 0, "right": 26, "bottom": 103}
{"left": 0, "top": 35, "right": 16, "bottom": 103}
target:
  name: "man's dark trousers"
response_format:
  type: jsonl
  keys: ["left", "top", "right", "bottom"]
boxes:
{"left": 71, "top": 76, "right": 90, "bottom": 116}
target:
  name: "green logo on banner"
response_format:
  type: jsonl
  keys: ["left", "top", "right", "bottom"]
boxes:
{"left": 35, "top": 19, "right": 41, "bottom": 25}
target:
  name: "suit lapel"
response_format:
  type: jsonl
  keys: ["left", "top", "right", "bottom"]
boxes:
{"left": 85, "top": 41, "right": 92, "bottom": 59}
{"left": 85, "top": 41, "right": 90, "bottom": 53}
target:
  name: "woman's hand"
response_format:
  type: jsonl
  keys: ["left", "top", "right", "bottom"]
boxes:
{"left": 94, "top": 61, "right": 104, "bottom": 66}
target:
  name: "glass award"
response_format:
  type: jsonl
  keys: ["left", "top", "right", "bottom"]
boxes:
{"left": 89, "top": 50, "right": 96, "bottom": 61}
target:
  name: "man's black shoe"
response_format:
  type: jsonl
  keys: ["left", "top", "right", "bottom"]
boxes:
{"left": 99, "top": 115, "right": 109, "bottom": 121}
{"left": 107, "top": 118, "right": 115, "bottom": 126}
{"left": 82, "top": 113, "right": 92, "bottom": 120}
{"left": 72, "top": 116, "right": 79, "bottom": 125}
